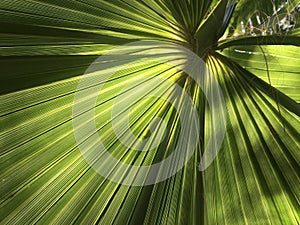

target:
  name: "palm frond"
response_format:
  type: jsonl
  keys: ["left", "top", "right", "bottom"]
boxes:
{"left": 0, "top": 0, "right": 299, "bottom": 225}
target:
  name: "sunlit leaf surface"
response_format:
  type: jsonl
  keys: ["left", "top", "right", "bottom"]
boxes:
{"left": 0, "top": 0, "right": 299, "bottom": 224}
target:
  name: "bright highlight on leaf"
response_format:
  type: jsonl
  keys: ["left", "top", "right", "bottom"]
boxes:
{"left": 0, "top": 0, "right": 299, "bottom": 225}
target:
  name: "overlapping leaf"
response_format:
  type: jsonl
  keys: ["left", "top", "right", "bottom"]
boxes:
{"left": 0, "top": 0, "right": 299, "bottom": 225}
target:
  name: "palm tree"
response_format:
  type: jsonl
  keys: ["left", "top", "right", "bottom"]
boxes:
{"left": 0, "top": 0, "right": 299, "bottom": 224}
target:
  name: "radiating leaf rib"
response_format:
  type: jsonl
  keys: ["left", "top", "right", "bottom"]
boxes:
{"left": 220, "top": 57, "right": 300, "bottom": 116}
{"left": 203, "top": 54, "right": 300, "bottom": 224}
{"left": 1, "top": 1, "right": 299, "bottom": 225}
{"left": 219, "top": 45, "right": 300, "bottom": 105}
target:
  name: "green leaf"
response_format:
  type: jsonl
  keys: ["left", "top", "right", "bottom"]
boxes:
{"left": 0, "top": 1, "right": 299, "bottom": 225}
{"left": 220, "top": 44, "right": 300, "bottom": 103}
{"left": 195, "top": 0, "right": 236, "bottom": 56}
{"left": 203, "top": 54, "right": 300, "bottom": 224}
{"left": 217, "top": 35, "right": 300, "bottom": 49}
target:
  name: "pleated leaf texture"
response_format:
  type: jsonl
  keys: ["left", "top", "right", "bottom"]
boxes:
{"left": 0, "top": 0, "right": 299, "bottom": 225}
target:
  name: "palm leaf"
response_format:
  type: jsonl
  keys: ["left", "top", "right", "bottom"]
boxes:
{"left": 0, "top": 0, "right": 299, "bottom": 225}
{"left": 218, "top": 37, "right": 300, "bottom": 104}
